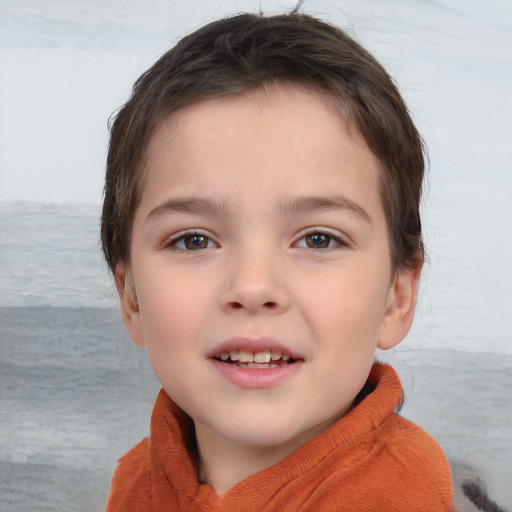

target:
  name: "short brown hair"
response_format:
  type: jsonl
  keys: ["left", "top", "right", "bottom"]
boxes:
{"left": 101, "top": 11, "right": 425, "bottom": 275}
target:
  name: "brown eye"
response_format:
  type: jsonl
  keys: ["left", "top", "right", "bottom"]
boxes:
{"left": 305, "top": 233, "right": 331, "bottom": 248}
{"left": 172, "top": 233, "right": 214, "bottom": 251}
{"left": 183, "top": 235, "right": 209, "bottom": 250}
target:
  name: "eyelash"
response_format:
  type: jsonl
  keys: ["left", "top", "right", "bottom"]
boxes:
{"left": 294, "top": 228, "right": 349, "bottom": 250}
{"left": 165, "top": 230, "right": 217, "bottom": 251}
{"left": 165, "top": 228, "right": 349, "bottom": 252}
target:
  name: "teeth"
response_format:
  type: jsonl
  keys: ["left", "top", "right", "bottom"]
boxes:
{"left": 238, "top": 350, "right": 254, "bottom": 363}
{"left": 218, "top": 350, "right": 292, "bottom": 363}
{"left": 254, "top": 350, "right": 271, "bottom": 363}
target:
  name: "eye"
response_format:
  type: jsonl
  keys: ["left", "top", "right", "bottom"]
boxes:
{"left": 295, "top": 230, "right": 346, "bottom": 249}
{"left": 170, "top": 232, "right": 216, "bottom": 251}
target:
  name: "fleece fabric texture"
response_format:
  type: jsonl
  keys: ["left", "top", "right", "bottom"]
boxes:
{"left": 107, "top": 363, "right": 455, "bottom": 511}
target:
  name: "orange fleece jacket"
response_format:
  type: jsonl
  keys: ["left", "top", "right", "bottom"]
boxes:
{"left": 107, "top": 364, "right": 455, "bottom": 511}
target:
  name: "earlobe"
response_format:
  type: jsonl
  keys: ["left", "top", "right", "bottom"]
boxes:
{"left": 377, "top": 263, "right": 422, "bottom": 350}
{"left": 115, "top": 264, "right": 146, "bottom": 347}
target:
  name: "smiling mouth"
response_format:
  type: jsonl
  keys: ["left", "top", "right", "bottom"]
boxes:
{"left": 214, "top": 349, "right": 298, "bottom": 369}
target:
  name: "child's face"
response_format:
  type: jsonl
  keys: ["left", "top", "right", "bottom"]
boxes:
{"left": 119, "top": 86, "right": 416, "bottom": 455}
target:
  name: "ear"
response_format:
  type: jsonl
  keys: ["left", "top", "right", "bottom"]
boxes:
{"left": 115, "top": 264, "right": 145, "bottom": 347}
{"left": 377, "top": 262, "right": 422, "bottom": 350}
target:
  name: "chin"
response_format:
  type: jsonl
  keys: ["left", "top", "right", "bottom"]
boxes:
{"left": 220, "top": 417, "right": 311, "bottom": 450}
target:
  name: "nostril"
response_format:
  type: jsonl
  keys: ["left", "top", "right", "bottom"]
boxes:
{"left": 228, "top": 301, "right": 277, "bottom": 309}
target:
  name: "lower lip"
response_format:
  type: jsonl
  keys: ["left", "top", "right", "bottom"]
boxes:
{"left": 211, "top": 359, "right": 303, "bottom": 388}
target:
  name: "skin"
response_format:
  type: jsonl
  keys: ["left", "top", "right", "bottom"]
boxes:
{"left": 117, "top": 85, "right": 420, "bottom": 495}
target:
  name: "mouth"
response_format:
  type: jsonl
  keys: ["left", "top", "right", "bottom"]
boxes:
{"left": 213, "top": 349, "right": 298, "bottom": 369}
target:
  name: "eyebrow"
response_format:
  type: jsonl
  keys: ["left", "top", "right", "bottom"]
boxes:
{"left": 146, "top": 197, "right": 230, "bottom": 222}
{"left": 146, "top": 194, "right": 372, "bottom": 224}
{"left": 277, "top": 195, "right": 372, "bottom": 224}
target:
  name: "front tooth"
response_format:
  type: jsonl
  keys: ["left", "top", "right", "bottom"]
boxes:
{"left": 229, "top": 350, "right": 239, "bottom": 361}
{"left": 254, "top": 350, "right": 271, "bottom": 363}
{"left": 270, "top": 351, "right": 281, "bottom": 361}
{"left": 238, "top": 350, "right": 254, "bottom": 363}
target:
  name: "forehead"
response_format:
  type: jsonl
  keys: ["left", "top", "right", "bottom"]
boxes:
{"left": 138, "top": 85, "right": 384, "bottom": 221}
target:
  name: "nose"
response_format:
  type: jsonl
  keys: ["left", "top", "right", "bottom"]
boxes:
{"left": 220, "top": 250, "right": 290, "bottom": 315}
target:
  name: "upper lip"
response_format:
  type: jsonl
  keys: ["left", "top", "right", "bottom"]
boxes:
{"left": 208, "top": 337, "right": 303, "bottom": 360}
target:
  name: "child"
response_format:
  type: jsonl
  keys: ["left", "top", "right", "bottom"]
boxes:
{"left": 102, "top": 10, "right": 455, "bottom": 511}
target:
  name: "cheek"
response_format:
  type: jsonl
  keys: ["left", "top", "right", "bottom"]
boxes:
{"left": 137, "top": 274, "right": 207, "bottom": 395}
{"left": 301, "top": 268, "right": 388, "bottom": 343}
{"left": 135, "top": 267, "right": 206, "bottom": 346}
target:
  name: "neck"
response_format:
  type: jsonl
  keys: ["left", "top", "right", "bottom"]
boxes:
{"left": 193, "top": 417, "right": 339, "bottom": 495}
{"left": 194, "top": 423, "right": 305, "bottom": 495}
